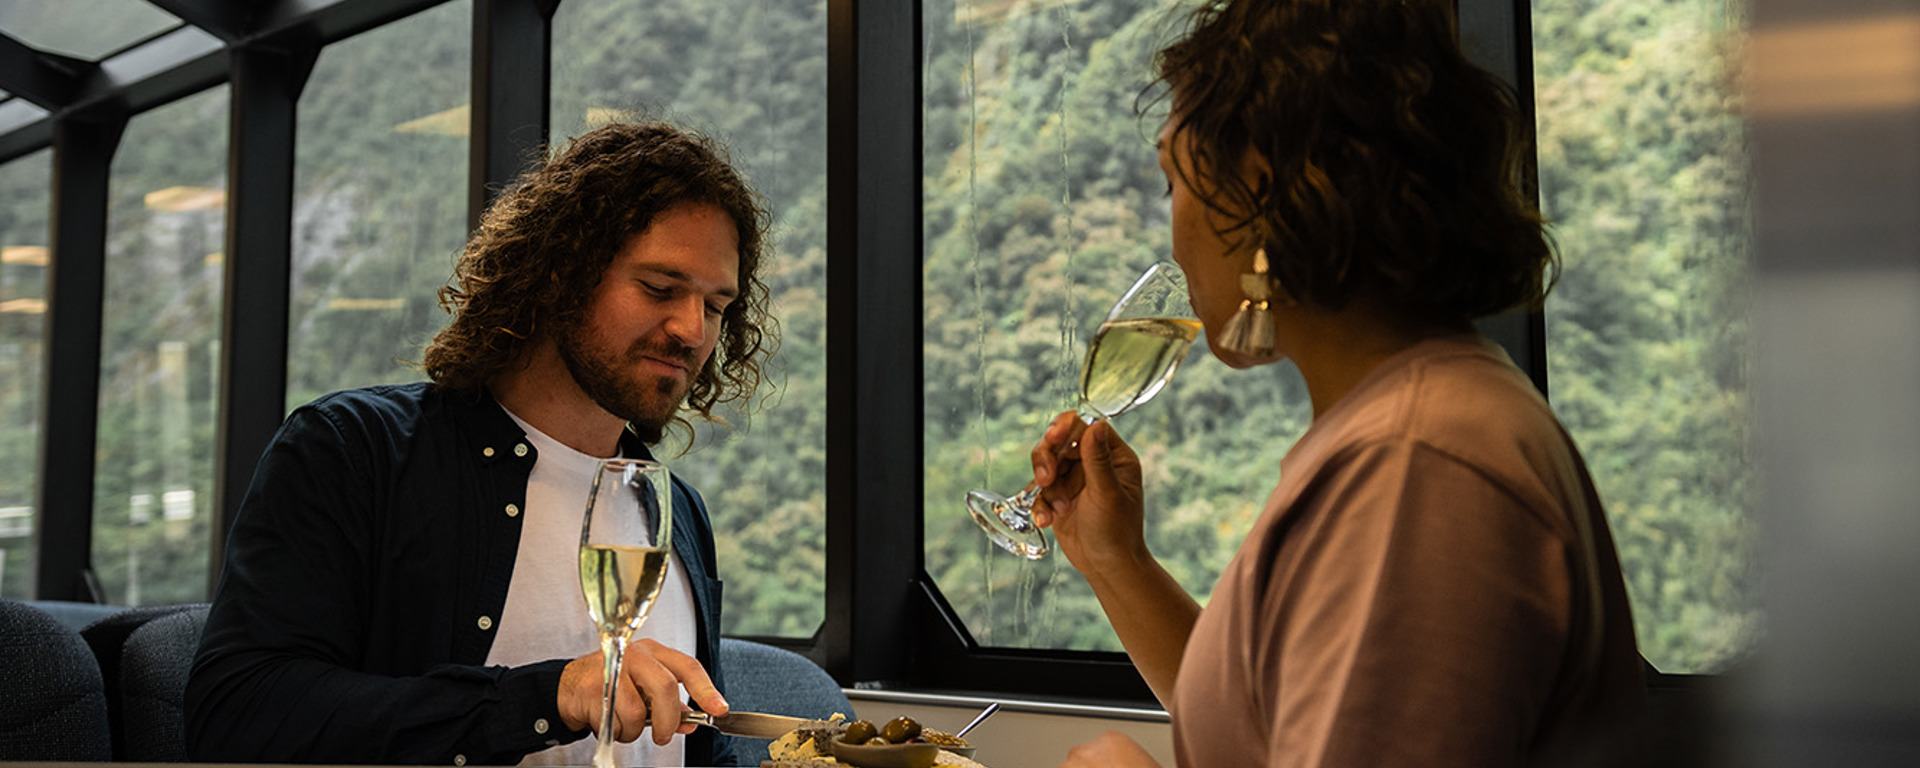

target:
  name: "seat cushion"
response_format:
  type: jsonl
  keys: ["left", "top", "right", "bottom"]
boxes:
{"left": 121, "top": 605, "right": 211, "bottom": 762}
{"left": 0, "top": 600, "right": 112, "bottom": 761}
{"left": 720, "top": 638, "right": 851, "bottom": 766}
{"left": 79, "top": 602, "right": 202, "bottom": 759}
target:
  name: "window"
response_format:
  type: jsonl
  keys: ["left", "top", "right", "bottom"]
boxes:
{"left": 1533, "top": 0, "right": 1759, "bottom": 672}
{"left": 91, "top": 86, "right": 229, "bottom": 606}
{"left": 0, "top": 149, "right": 50, "bottom": 598}
{"left": 552, "top": 0, "right": 830, "bottom": 639}
{"left": 0, "top": 0, "right": 1762, "bottom": 696}
{"left": 921, "top": 0, "right": 1311, "bottom": 651}
{"left": 287, "top": 0, "right": 472, "bottom": 409}
{"left": 0, "top": 0, "right": 179, "bottom": 61}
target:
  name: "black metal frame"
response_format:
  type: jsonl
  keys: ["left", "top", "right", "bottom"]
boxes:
{"left": 820, "top": 0, "right": 922, "bottom": 687}
{"left": 211, "top": 32, "right": 319, "bottom": 593}
{"left": 34, "top": 111, "right": 124, "bottom": 602}
{"left": 1461, "top": 0, "right": 1550, "bottom": 392}
{"left": 1, "top": 0, "right": 1691, "bottom": 707}
{"left": 0, "top": 34, "right": 93, "bottom": 110}
{"left": 468, "top": 0, "right": 560, "bottom": 230}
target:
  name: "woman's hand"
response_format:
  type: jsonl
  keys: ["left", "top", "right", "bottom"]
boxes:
{"left": 557, "top": 638, "right": 729, "bottom": 745}
{"left": 1057, "top": 731, "right": 1163, "bottom": 768}
{"left": 1030, "top": 411, "right": 1148, "bottom": 576}
{"left": 1032, "top": 413, "right": 1201, "bottom": 707}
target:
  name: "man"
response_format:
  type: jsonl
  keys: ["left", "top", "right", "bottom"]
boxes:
{"left": 185, "top": 121, "right": 776, "bottom": 767}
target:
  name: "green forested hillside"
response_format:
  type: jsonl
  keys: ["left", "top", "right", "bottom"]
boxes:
{"left": 1534, "top": 0, "right": 1758, "bottom": 670}
{"left": 920, "top": 0, "right": 1757, "bottom": 672}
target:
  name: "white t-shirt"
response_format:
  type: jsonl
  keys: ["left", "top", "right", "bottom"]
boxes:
{"left": 486, "top": 408, "right": 700, "bottom": 767}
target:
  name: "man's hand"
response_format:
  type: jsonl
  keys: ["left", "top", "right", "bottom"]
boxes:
{"left": 1058, "top": 731, "right": 1163, "bottom": 768}
{"left": 557, "top": 639, "right": 729, "bottom": 746}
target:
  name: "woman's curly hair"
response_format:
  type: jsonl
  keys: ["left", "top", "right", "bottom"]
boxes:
{"left": 1154, "top": 0, "right": 1556, "bottom": 321}
{"left": 421, "top": 121, "right": 776, "bottom": 434}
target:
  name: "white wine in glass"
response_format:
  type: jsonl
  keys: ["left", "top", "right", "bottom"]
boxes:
{"left": 579, "top": 459, "right": 674, "bottom": 768}
{"left": 965, "top": 261, "right": 1200, "bottom": 559}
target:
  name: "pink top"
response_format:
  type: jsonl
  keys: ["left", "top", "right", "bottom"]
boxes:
{"left": 1170, "top": 335, "right": 1644, "bottom": 768}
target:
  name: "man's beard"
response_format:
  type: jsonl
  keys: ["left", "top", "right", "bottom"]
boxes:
{"left": 556, "top": 322, "right": 698, "bottom": 445}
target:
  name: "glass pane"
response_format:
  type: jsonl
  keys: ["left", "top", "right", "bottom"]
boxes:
{"left": 287, "top": 0, "right": 470, "bottom": 409}
{"left": 923, "top": 0, "right": 1305, "bottom": 651}
{"left": 552, "top": 0, "right": 829, "bottom": 639}
{"left": 0, "top": 148, "right": 50, "bottom": 598}
{"left": 0, "top": 0, "right": 179, "bottom": 60}
{"left": 93, "top": 86, "right": 228, "bottom": 606}
{"left": 1534, "top": 0, "right": 1759, "bottom": 672}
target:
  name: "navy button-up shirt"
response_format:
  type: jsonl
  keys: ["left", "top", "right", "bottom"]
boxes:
{"left": 185, "top": 383, "right": 735, "bottom": 766}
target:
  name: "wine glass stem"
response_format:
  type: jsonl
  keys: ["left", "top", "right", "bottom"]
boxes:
{"left": 1074, "top": 403, "right": 1105, "bottom": 424}
{"left": 1033, "top": 408, "right": 1108, "bottom": 492}
{"left": 594, "top": 633, "right": 627, "bottom": 768}
{"left": 1011, "top": 486, "right": 1041, "bottom": 514}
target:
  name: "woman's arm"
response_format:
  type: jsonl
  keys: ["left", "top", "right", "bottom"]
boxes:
{"left": 1031, "top": 415, "right": 1201, "bottom": 707}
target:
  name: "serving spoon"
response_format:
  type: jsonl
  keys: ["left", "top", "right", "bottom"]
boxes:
{"left": 955, "top": 702, "right": 1000, "bottom": 739}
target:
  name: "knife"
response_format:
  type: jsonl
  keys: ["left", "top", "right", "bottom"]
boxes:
{"left": 681, "top": 709, "right": 825, "bottom": 739}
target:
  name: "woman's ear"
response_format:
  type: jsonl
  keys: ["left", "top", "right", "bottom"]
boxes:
{"left": 1242, "top": 145, "right": 1273, "bottom": 192}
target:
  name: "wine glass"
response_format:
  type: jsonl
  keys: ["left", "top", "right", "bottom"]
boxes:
{"left": 965, "top": 260, "right": 1201, "bottom": 559}
{"left": 579, "top": 458, "right": 675, "bottom": 768}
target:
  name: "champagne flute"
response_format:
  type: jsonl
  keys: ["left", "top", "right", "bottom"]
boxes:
{"left": 965, "top": 260, "right": 1201, "bottom": 559}
{"left": 579, "top": 459, "right": 675, "bottom": 768}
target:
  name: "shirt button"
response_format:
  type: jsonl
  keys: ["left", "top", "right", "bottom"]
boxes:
{"left": 514, "top": 442, "right": 529, "bottom": 457}
{"left": 534, "top": 718, "right": 549, "bottom": 734}
{"left": 482, "top": 446, "right": 495, "bottom": 458}
{"left": 505, "top": 504, "right": 520, "bottom": 517}
{"left": 477, "top": 615, "right": 493, "bottom": 631}
{"left": 453, "top": 755, "right": 466, "bottom": 766}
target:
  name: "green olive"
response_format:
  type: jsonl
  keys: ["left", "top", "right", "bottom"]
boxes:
{"left": 865, "top": 737, "right": 890, "bottom": 747}
{"left": 879, "top": 716, "right": 922, "bottom": 744}
{"left": 841, "top": 720, "right": 878, "bottom": 744}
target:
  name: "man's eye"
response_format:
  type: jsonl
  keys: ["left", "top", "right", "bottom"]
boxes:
{"left": 640, "top": 281, "right": 671, "bottom": 296}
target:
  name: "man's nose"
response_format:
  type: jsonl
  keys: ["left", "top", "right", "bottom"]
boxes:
{"left": 661, "top": 295, "right": 707, "bottom": 345}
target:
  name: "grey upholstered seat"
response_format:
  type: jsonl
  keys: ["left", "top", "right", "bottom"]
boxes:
{"left": 78, "top": 602, "right": 204, "bottom": 760}
{"left": 719, "top": 638, "right": 851, "bottom": 765}
{"left": 119, "top": 604, "right": 211, "bottom": 762}
{"left": 0, "top": 599, "right": 112, "bottom": 761}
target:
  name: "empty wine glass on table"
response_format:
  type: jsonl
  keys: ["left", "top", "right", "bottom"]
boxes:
{"left": 579, "top": 458, "right": 675, "bottom": 768}
{"left": 965, "top": 260, "right": 1201, "bottom": 559}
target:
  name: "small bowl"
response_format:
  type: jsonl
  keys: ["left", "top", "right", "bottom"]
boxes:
{"left": 941, "top": 745, "right": 979, "bottom": 760}
{"left": 829, "top": 739, "right": 940, "bottom": 768}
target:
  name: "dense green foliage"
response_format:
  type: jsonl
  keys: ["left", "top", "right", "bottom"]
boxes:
{"left": 284, "top": 0, "right": 472, "bottom": 410}
{"left": 920, "top": 0, "right": 1758, "bottom": 673}
{"left": 920, "top": 0, "right": 1309, "bottom": 651}
{"left": 0, "top": 150, "right": 49, "bottom": 598}
{"left": 87, "top": 87, "right": 230, "bottom": 606}
{"left": 1534, "top": 0, "right": 1759, "bottom": 670}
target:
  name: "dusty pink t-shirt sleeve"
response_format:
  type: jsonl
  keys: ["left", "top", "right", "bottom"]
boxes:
{"left": 1254, "top": 440, "right": 1574, "bottom": 768}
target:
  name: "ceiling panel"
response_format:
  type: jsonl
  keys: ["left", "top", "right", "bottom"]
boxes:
{"left": 0, "top": 0, "right": 181, "bottom": 61}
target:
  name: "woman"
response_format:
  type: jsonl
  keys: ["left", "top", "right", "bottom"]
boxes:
{"left": 1031, "top": 1, "right": 1646, "bottom": 766}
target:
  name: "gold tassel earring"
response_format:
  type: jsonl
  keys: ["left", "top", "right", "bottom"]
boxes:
{"left": 1218, "top": 248, "right": 1280, "bottom": 357}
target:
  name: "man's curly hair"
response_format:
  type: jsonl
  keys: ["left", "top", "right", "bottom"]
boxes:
{"left": 421, "top": 121, "right": 775, "bottom": 436}
{"left": 1154, "top": 0, "right": 1556, "bottom": 321}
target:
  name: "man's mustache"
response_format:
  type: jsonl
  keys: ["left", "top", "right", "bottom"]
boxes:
{"left": 626, "top": 339, "right": 698, "bottom": 371}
